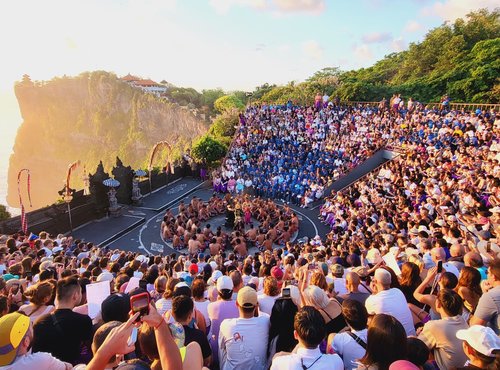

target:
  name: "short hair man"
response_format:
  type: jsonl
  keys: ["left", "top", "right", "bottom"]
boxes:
{"left": 271, "top": 306, "right": 343, "bottom": 370}
{"left": 338, "top": 272, "right": 371, "bottom": 305}
{"left": 365, "top": 268, "right": 415, "bottom": 336}
{"left": 470, "top": 258, "right": 500, "bottom": 334}
{"left": 32, "top": 276, "right": 93, "bottom": 364}
{"left": 418, "top": 289, "right": 468, "bottom": 369}
{"left": 329, "top": 299, "right": 368, "bottom": 370}
{"left": 171, "top": 295, "right": 212, "bottom": 367}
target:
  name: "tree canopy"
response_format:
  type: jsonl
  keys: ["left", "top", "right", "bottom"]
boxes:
{"left": 254, "top": 8, "right": 499, "bottom": 104}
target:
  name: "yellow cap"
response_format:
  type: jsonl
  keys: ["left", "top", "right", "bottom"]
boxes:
{"left": 0, "top": 313, "right": 30, "bottom": 366}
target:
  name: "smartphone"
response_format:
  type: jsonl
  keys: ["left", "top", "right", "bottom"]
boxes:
{"left": 282, "top": 287, "right": 291, "bottom": 298}
{"left": 308, "top": 263, "right": 316, "bottom": 271}
{"left": 139, "top": 279, "right": 147, "bottom": 290}
{"left": 437, "top": 260, "right": 443, "bottom": 273}
{"left": 130, "top": 292, "right": 150, "bottom": 320}
{"left": 127, "top": 327, "right": 138, "bottom": 346}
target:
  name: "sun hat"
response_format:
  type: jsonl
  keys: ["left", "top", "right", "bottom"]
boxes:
{"left": 0, "top": 312, "right": 30, "bottom": 366}
{"left": 456, "top": 325, "right": 500, "bottom": 357}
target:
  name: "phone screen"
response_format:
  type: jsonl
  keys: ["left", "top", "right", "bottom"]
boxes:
{"left": 282, "top": 288, "right": 291, "bottom": 298}
{"left": 131, "top": 296, "right": 149, "bottom": 312}
{"left": 437, "top": 260, "right": 443, "bottom": 273}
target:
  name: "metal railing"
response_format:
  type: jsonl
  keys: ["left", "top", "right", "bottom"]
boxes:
{"left": 345, "top": 101, "right": 500, "bottom": 112}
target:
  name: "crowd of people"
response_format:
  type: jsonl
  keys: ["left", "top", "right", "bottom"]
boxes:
{"left": 217, "top": 104, "right": 384, "bottom": 207}
{"left": 160, "top": 194, "right": 299, "bottom": 255}
{"left": 0, "top": 100, "right": 499, "bottom": 370}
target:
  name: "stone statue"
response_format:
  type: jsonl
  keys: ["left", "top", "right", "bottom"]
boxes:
{"left": 108, "top": 187, "right": 118, "bottom": 210}
{"left": 131, "top": 177, "right": 143, "bottom": 205}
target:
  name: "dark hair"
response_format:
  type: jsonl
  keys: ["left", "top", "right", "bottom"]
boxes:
{"left": 489, "top": 258, "right": 500, "bottom": 281}
{"left": 294, "top": 306, "right": 326, "bottom": 349}
{"left": 191, "top": 278, "right": 206, "bottom": 299}
{"left": 341, "top": 299, "right": 368, "bottom": 331}
{"left": 172, "top": 295, "right": 194, "bottom": 323}
{"left": 0, "top": 296, "right": 8, "bottom": 314}
{"left": 218, "top": 289, "right": 233, "bottom": 300}
{"left": 407, "top": 337, "right": 430, "bottom": 367}
{"left": 92, "top": 321, "right": 121, "bottom": 364}
{"left": 440, "top": 272, "right": 458, "bottom": 289}
{"left": 360, "top": 313, "right": 407, "bottom": 370}
{"left": 437, "top": 288, "right": 463, "bottom": 316}
{"left": 269, "top": 297, "right": 299, "bottom": 353}
{"left": 56, "top": 276, "right": 81, "bottom": 301}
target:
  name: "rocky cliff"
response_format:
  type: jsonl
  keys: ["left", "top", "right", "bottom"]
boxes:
{"left": 7, "top": 71, "right": 208, "bottom": 209}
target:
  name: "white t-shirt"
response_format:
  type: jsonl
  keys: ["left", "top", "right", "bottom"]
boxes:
{"left": 194, "top": 299, "right": 211, "bottom": 328}
{"left": 257, "top": 294, "right": 279, "bottom": 315}
{"left": 219, "top": 315, "right": 270, "bottom": 370}
{"left": 0, "top": 352, "right": 67, "bottom": 370}
{"left": 271, "top": 346, "right": 343, "bottom": 370}
{"left": 365, "top": 288, "right": 416, "bottom": 336}
{"left": 332, "top": 329, "right": 367, "bottom": 370}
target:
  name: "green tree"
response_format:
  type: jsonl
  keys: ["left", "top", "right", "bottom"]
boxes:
{"left": 191, "top": 135, "right": 227, "bottom": 164}
{"left": 214, "top": 95, "right": 245, "bottom": 113}
{"left": 200, "top": 88, "right": 225, "bottom": 113}
{"left": 209, "top": 110, "right": 239, "bottom": 138}
{"left": 0, "top": 205, "right": 11, "bottom": 221}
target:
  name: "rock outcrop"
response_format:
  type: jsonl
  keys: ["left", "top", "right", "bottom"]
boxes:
{"left": 7, "top": 71, "right": 208, "bottom": 209}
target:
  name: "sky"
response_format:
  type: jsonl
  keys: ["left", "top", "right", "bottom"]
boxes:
{"left": 0, "top": 0, "right": 497, "bottom": 212}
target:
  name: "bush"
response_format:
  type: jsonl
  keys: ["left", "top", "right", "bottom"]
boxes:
{"left": 191, "top": 135, "right": 227, "bottom": 165}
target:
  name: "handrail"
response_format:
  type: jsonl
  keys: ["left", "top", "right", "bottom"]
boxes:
{"left": 344, "top": 101, "right": 500, "bottom": 112}
{"left": 335, "top": 149, "right": 402, "bottom": 195}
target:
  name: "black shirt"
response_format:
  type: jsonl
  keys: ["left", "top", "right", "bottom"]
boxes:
{"left": 33, "top": 308, "right": 93, "bottom": 364}
{"left": 183, "top": 325, "right": 212, "bottom": 360}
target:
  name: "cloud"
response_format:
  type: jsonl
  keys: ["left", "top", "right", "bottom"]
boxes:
{"left": 209, "top": 0, "right": 325, "bottom": 15}
{"left": 353, "top": 44, "right": 373, "bottom": 61}
{"left": 391, "top": 37, "right": 407, "bottom": 52}
{"left": 255, "top": 43, "right": 267, "bottom": 52}
{"left": 272, "top": 0, "right": 325, "bottom": 14}
{"left": 361, "top": 32, "right": 392, "bottom": 44}
{"left": 302, "top": 40, "right": 324, "bottom": 60}
{"left": 209, "top": 0, "right": 265, "bottom": 15}
{"left": 404, "top": 20, "right": 423, "bottom": 32}
{"left": 421, "top": 0, "right": 498, "bottom": 21}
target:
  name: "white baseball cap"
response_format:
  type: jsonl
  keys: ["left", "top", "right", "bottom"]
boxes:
{"left": 96, "top": 271, "right": 114, "bottom": 282}
{"left": 216, "top": 275, "right": 233, "bottom": 291}
{"left": 456, "top": 325, "right": 500, "bottom": 357}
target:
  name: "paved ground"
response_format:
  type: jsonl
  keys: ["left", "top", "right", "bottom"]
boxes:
{"left": 74, "top": 177, "right": 330, "bottom": 256}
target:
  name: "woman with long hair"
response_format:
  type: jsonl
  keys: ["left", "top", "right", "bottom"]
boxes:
{"left": 19, "top": 280, "right": 56, "bottom": 322}
{"left": 399, "top": 262, "right": 422, "bottom": 304}
{"left": 268, "top": 293, "right": 299, "bottom": 360}
{"left": 358, "top": 313, "right": 408, "bottom": 370}
{"left": 456, "top": 266, "right": 482, "bottom": 315}
{"left": 155, "top": 277, "right": 179, "bottom": 315}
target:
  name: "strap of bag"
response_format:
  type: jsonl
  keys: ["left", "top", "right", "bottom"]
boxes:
{"left": 346, "top": 331, "right": 367, "bottom": 350}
